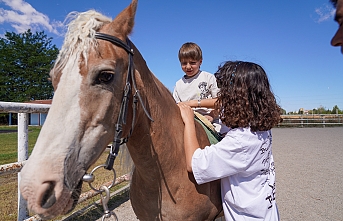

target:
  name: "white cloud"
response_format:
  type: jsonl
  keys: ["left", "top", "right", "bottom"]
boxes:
{"left": 314, "top": 4, "right": 336, "bottom": 23}
{"left": 0, "top": 0, "right": 64, "bottom": 35}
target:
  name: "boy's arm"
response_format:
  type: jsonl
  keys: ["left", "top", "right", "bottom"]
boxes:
{"left": 179, "top": 98, "right": 217, "bottom": 108}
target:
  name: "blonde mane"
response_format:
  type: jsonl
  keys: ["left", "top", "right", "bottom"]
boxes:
{"left": 54, "top": 10, "right": 112, "bottom": 71}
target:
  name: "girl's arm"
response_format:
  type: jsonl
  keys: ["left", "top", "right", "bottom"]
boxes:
{"left": 178, "top": 103, "right": 200, "bottom": 172}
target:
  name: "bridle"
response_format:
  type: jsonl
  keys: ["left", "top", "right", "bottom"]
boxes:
{"left": 94, "top": 32, "right": 154, "bottom": 170}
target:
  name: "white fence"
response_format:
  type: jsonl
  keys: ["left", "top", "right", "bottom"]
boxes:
{"left": 0, "top": 101, "right": 51, "bottom": 220}
{"left": 0, "top": 101, "right": 131, "bottom": 221}
{"left": 278, "top": 114, "right": 343, "bottom": 127}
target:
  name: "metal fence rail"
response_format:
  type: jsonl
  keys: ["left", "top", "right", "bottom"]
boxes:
{"left": 0, "top": 101, "right": 44, "bottom": 220}
{"left": 0, "top": 101, "right": 131, "bottom": 221}
{"left": 278, "top": 114, "right": 343, "bottom": 127}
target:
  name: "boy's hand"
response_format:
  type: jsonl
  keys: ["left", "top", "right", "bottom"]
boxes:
{"left": 204, "top": 115, "right": 214, "bottom": 123}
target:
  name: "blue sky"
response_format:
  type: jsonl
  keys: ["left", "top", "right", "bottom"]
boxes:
{"left": 0, "top": 0, "right": 341, "bottom": 113}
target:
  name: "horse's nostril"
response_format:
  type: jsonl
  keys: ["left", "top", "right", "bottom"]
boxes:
{"left": 41, "top": 182, "right": 56, "bottom": 209}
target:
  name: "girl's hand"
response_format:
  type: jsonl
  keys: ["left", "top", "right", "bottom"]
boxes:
{"left": 177, "top": 103, "right": 195, "bottom": 125}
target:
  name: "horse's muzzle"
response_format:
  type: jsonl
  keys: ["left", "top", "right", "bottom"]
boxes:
{"left": 41, "top": 182, "right": 56, "bottom": 209}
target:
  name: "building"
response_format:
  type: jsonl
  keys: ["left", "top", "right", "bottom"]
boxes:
{"left": 26, "top": 100, "right": 52, "bottom": 126}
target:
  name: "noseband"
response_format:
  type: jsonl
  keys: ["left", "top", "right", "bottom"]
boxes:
{"left": 94, "top": 32, "right": 154, "bottom": 170}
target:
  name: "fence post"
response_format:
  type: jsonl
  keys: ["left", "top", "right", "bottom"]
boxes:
{"left": 301, "top": 118, "right": 303, "bottom": 128}
{"left": 17, "top": 113, "right": 29, "bottom": 220}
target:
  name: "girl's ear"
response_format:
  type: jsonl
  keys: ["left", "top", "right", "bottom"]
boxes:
{"left": 199, "top": 59, "right": 203, "bottom": 66}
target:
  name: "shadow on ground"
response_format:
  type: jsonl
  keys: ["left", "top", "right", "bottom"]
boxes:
{"left": 63, "top": 189, "right": 130, "bottom": 221}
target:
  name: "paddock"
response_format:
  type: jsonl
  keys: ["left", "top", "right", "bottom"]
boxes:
{"left": 1, "top": 101, "right": 342, "bottom": 220}
{"left": 273, "top": 127, "right": 343, "bottom": 221}
{"left": 108, "top": 127, "right": 343, "bottom": 221}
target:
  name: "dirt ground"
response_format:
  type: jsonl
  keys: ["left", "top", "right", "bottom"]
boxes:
{"left": 99, "top": 127, "right": 343, "bottom": 221}
{"left": 272, "top": 127, "right": 343, "bottom": 221}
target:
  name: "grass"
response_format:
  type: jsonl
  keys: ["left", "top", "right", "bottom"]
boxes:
{"left": 0, "top": 126, "right": 41, "bottom": 164}
{"left": 0, "top": 126, "right": 133, "bottom": 221}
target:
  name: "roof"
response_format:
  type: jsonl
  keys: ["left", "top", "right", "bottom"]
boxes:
{"left": 26, "top": 100, "right": 52, "bottom": 104}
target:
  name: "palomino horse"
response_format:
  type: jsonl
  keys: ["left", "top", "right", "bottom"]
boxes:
{"left": 19, "top": 0, "right": 222, "bottom": 220}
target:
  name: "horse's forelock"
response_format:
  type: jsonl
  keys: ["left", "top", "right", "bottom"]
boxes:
{"left": 54, "top": 10, "right": 112, "bottom": 72}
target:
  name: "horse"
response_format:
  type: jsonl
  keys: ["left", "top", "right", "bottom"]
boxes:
{"left": 19, "top": 0, "right": 222, "bottom": 220}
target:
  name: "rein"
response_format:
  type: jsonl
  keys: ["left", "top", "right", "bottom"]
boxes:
{"left": 94, "top": 32, "right": 154, "bottom": 170}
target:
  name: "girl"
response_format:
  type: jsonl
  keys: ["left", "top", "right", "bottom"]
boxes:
{"left": 178, "top": 61, "right": 282, "bottom": 221}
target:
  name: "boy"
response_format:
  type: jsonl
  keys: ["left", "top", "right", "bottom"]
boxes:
{"left": 173, "top": 42, "right": 226, "bottom": 133}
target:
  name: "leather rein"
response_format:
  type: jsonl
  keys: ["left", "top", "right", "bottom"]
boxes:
{"left": 94, "top": 32, "right": 154, "bottom": 170}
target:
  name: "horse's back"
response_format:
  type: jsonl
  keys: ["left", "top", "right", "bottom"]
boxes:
{"left": 130, "top": 172, "right": 222, "bottom": 221}
{"left": 128, "top": 121, "right": 222, "bottom": 221}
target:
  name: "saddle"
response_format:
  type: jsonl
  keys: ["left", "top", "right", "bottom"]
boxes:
{"left": 194, "top": 112, "right": 223, "bottom": 144}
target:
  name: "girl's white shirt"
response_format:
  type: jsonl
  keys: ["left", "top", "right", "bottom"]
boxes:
{"left": 192, "top": 127, "right": 279, "bottom": 221}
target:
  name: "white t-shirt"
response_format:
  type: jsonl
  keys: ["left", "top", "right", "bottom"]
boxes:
{"left": 173, "top": 70, "right": 219, "bottom": 115}
{"left": 192, "top": 128, "right": 279, "bottom": 221}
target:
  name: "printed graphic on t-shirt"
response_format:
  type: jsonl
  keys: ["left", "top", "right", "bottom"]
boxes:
{"left": 198, "top": 82, "right": 211, "bottom": 99}
{"left": 266, "top": 182, "right": 276, "bottom": 209}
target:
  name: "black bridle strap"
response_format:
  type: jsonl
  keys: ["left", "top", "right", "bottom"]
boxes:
{"left": 127, "top": 40, "right": 154, "bottom": 122}
{"left": 95, "top": 33, "right": 133, "bottom": 55}
{"left": 94, "top": 32, "right": 153, "bottom": 170}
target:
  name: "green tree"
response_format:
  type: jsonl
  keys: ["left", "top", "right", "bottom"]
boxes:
{"left": 317, "top": 105, "right": 327, "bottom": 114}
{"left": 0, "top": 29, "right": 58, "bottom": 102}
{"left": 331, "top": 105, "right": 342, "bottom": 114}
{"left": 280, "top": 108, "right": 286, "bottom": 115}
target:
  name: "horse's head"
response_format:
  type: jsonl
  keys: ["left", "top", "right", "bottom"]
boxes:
{"left": 19, "top": 0, "right": 138, "bottom": 219}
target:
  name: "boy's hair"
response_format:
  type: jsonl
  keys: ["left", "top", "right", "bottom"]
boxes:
{"left": 178, "top": 42, "right": 203, "bottom": 62}
{"left": 214, "top": 61, "right": 282, "bottom": 132}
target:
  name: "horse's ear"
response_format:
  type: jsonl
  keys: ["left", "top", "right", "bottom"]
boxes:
{"left": 109, "top": 0, "right": 138, "bottom": 37}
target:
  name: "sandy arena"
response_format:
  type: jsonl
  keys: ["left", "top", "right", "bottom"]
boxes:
{"left": 105, "top": 127, "right": 343, "bottom": 221}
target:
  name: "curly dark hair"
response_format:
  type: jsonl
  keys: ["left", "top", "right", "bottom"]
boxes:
{"left": 214, "top": 61, "right": 282, "bottom": 132}
{"left": 330, "top": 0, "right": 337, "bottom": 7}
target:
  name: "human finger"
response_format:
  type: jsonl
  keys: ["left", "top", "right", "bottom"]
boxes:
{"left": 178, "top": 104, "right": 194, "bottom": 123}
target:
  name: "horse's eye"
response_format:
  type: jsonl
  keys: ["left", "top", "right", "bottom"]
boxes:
{"left": 97, "top": 71, "right": 113, "bottom": 84}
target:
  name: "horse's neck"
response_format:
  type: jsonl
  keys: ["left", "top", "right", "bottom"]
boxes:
{"left": 132, "top": 46, "right": 179, "bottom": 130}
{"left": 124, "top": 52, "right": 183, "bottom": 170}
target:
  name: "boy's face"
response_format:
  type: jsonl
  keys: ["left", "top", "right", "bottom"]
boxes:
{"left": 180, "top": 59, "right": 202, "bottom": 78}
{"left": 331, "top": 0, "right": 343, "bottom": 54}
